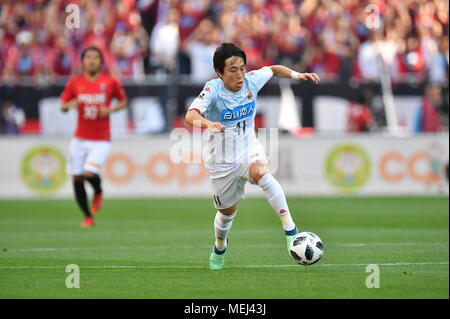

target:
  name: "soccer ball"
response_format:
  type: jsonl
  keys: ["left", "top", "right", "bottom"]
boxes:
{"left": 289, "top": 232, "right": 324, "bottom": 265}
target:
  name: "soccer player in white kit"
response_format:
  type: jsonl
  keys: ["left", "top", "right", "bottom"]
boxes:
{"left": 185, "top": 43, "right": 320, "bottom": 270}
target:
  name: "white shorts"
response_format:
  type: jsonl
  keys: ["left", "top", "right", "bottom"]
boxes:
{"left": 210, "top": 142, "right": 267, "bottom": 210}
{"left": 66, "top": 138, "right": 111, "bottom": 175}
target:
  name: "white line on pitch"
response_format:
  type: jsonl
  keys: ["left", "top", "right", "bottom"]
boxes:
{"left": 0, "top": 261, "right": 447, "bottom": 270}
{"left": 3, "top": 242, "right": 448, "bottom": 252}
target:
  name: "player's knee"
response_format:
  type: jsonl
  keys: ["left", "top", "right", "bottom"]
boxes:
{"left": 252, "top": 171, "right": 267, "bottom": 183}
{"left": 219, "top": 204, "right": 237, "bottom": 216}
{"left": 250, "top": 162, "right": 269, "bottom": 183}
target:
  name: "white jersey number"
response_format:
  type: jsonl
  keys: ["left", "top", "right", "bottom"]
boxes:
{"left": 83, "top": 104, "right": 98, "bottom": 120}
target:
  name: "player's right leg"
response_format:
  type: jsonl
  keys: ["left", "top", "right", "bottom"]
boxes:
{"left": 73, "top": 175, "right": 94, "bottom": 227}
{"left": 67, "top": 138, "right": 94, "bottom": 227}
{"left": 209, "top": 204, "right": 237, "bottom": 270}
{"left": 209, "top": 170, "right": 243, "bottom": 270}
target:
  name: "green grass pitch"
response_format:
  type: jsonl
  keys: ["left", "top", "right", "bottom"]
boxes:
{"left": 0, "top": 196, "right": 448, "bottom": 299}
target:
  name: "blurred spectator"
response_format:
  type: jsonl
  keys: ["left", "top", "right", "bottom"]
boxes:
{"left": 379, "top": 28, "right": 401, "bottom": 81}
{"left": 420, "top": 27, "right": 449, "bottom": 84}
{"left": 274, "top": 13, "right": 308, "bottom": 68}
{"left": 357, "top": 32, "right": 381, "bottom": 81}
{"left": 182, "top": 18, "right": 220, "bottom": 82}
{"left": 346, "top": 92, "right": 375, "bottom": 132}
{"left": 110, "top": 21, "right": 148, "bottom": 80}
{"left": 178, "top": 0, "right": 209, "bottom": 43}
{"left": 0, "top": 27, "right": 12, "bottom": 77}
{"left": 303, "top": 46, "right": 334, "bottom": 79}
{"left": 48, "top": 35, "right": 78, "bottom": 78}
{"left": 322, "top": 16, "right": 359, "bottom": 81}
{"left": 3, "top": 30, "right": 47, "bottom": 82}
{"left": 397, "top": 36, "right": 426, "bottom": 81}
{"left": 149, "top": 8, "right": 180, "bottom": 73}
{"left": 413, "top": 84, "right": 446, "bottom": 132}
{"left": 0, "top": 100, "right": 25, "bottom": 134}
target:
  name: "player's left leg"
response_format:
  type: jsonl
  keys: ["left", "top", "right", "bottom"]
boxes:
{"left": 67, "top": 138, "right": 94, "bottom": 227}
{"left": 73, "top": 175, "right": 94, "bottom": 227}
{"left": 249, "top": 160, "right": 298, "bottom": 249}
{"left": 84, "top": 171, "right": 103, "bottom": 214}
{"left": 83, "top": 141, "right": 111, "bottom": 214}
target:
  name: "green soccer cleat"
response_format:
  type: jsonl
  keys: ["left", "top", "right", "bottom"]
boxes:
{"left": 285, "top": 227, "right": 299, "bottom": 253}
{"left": 209, "top": 247, "right": 226, "bottom": 270}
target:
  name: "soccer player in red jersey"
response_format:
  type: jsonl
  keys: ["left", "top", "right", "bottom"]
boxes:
{"left": 60, "top": 46, "right": 127, "bottom": 227}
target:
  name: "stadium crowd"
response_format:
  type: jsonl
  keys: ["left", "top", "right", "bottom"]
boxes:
{"left": 0, "top": 0, "right": 448, "bottom": 134}
{"left": 0, "top": 0, "right": 448, "bottom": 84}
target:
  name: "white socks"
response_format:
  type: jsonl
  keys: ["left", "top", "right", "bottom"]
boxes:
{"left": 258, "top": 174, "right": 297, "bottom": 232}
{"left": 214, "top": 211, "right": 237, "bottom": 252}
{"left": 212, "top": 174, "right": 295, "bottom": 254}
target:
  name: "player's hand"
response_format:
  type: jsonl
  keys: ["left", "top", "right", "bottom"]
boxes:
{"left": 207, "top": 121, "right": 225, "bottom": 133}
{"left": 99, "top": 106, "right": 110, "bottom": 118}
{"left": 61, "top": 99, "right": 78, "bottom": 112}
{"left": 298, "top": 73, "right": 320, "bottom": 84}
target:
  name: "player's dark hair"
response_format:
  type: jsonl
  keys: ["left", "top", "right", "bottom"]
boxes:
{"left": 81, "top": 46, "right": 104, "bottom": 65}
{"left": 213, "top": 43, "right": 246, "bottom": 74}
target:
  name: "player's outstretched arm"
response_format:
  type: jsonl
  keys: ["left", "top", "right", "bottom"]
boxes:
{"left": 269, "top": 65, "right": 320, "bottom": 84}
{"left": 185, "top": 109, "right": 224, "bottom": 132}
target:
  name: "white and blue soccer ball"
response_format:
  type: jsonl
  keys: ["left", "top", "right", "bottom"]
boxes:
{"left": 289, "top": 232, "right": 324, "bottom": 265}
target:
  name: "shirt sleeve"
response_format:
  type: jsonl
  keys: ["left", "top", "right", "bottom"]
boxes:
{"left": 246, "top": 66, "right": 273, "bottom": 92}
{"left": 60, "top": 77, "right": 76, "bottom": 103}
{"left": 188, "top": 81, "right": 216, "bottom": 115}
{"left": 111, "top": 77, "right": 127, "bottom": 101}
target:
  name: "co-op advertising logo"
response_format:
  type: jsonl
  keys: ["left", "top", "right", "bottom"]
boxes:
{"left": 325, "top": 141, "right": 447, "bottom": 192}
{"left": 379, "top": 142, "right": 446, "bottom": 184}
{"left": 104, "top": 152, "right": 208, "bottom": 186}
{"left": 21, "top": 145, "right": 67, "bottom": 194}
{"left": 325, "top": 144, "right": 371, "bottom": 192}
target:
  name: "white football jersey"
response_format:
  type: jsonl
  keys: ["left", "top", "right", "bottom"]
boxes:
{"left": 188, "top": 66, "right": 273, "bottom": 172}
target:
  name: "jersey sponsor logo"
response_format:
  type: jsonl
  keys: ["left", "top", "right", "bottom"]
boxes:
{"left": 78, "top": 93, "right": 106, "bottom": 104}
{"left": 221, "top": 101, "right": 255, "bottom": 122}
